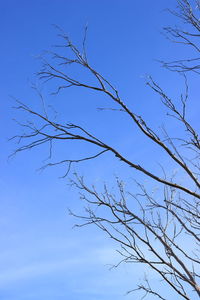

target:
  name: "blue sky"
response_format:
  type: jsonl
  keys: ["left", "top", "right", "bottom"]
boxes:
{"left": 1, "top": 1, "right": 199, "bottom": 299}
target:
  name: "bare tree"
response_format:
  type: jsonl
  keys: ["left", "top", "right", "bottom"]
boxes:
{"left": 11, "top": 1, "right": 200, "bottom": 299}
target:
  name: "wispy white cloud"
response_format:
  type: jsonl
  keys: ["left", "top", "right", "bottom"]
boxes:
{"left": 0, "top": 237, "right": 144, "bottom": 291}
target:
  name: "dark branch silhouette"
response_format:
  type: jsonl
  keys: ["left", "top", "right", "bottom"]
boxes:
{"left": 11, "top": 0, "right": 200, "bottom": 299}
